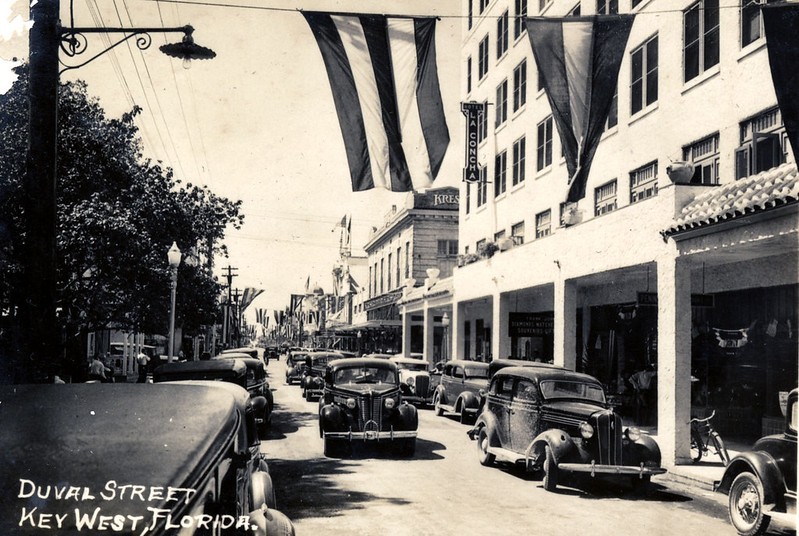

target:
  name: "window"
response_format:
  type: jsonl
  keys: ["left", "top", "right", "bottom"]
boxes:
{"left": 515, "top": 0, "right": 527, "bottom": 39}
{"left": 511, "top": 221, "right": 525, "bottom": 244}
{"left": 567, "top": 3, "right": 581, "bottom": 16}
{"left": 605, "top": 86, "right": 618, "bottom": 130}
{"left": 476, "top": 238, "right": 487, "bottom": 252}
{"left": 404, "top": 242, "right": 410, "bottom": 278}
{"left": 513, "top": 60, "right": 527, "bottom": 112}
{"left": 595, "top": 180, "right": 618, "bottom": 216}
{"left": 631, "top": 0, "right": 643, "bottom": 7}
{"left": 368, "top": 265, "right": 373, "bottom": 298}
{"left": 539, "top": 0, "right": 551, "bottom": 12}
{"left": 742, "top": 0, "right": 775, "bottom": 48}
{"left": 396, "top": 247, "right": 401, "bottom": 285}
{"left": 438, "top": 240, "right": 458, "bottom": 256}
{"left": 387, "top": 253, "right": 392, "bottom": 289}
{"left": 495, "top": 150, "right": 508, "bottom": 197}
{"left": 597, "top": 0, "right": 618, "bottom": 14}
{"left": 512, "top": 136, "right": 526, "bottom": 186}
{"left": 467, "top": 56, "right": 473, "bottom": 94}
{"left": 535, "top": 210, "right": 552, "bottom": 238}
{"left": 477, "top": 101, "right": 488, "bottom": 143}
{"left": 497, "top": 10, "right": 509, "bottom": 58}
{"left": 480, "top": 0, "right": 489, "bottom": 13}
{"left": 537, "top": 70, "right": 544, "bottom": 92}
{"left": 478, "top": 36, "right": 489, "bottom": 80}
{"left": 683, "top": 133, "right": 720, "bottom": 185}
{"left": 494, "top": 230, "right": 506, "bottom": 242}
{"left": 379, "top": 259, "right": 384, "bottom": 294}
{"left": 537, "top": 116, "right": 553, "bottom": 171}
{"left": 684, "top": 0, "right": 719, "bottom": 83}
{"left": 631, "top": 35, "right": 658, "bottom": 115}
{"left": 629, "top": 161, "right": 658, "bottom": 204}
{"left": 468, "top": 0, "right": 473, "bottom": 30}
{"left": 477, "top": 167, "right": 488, "bottom": 207}
{"left": 496, "top": 80, "right": 508, "bottom": 127}
{"left": 373, "top": 263, "right": 378, "bottom": 296}
{"left": 735, "top": 108, "right": 787, "bottom": 179}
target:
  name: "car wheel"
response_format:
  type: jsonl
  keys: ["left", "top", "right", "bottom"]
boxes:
{"left": 728, "top": 471, "right": 771, "bottom": 536}
{"left": 477, "top": 428, "right": 495, "bottom": 467}
{"left": 630, "top": 475, "right": 651, "bottom": 495}
{"left": 690, "top": 429, "right": 703, "bottom": 463}
{"left": 543, "top": 445, "right": 559, "bottom": 492}
{"left": 395, "top": 438, "right": 416, "bottom": 457}
{"left": 459, "top": 405, "right": 473, "bottom": 425}
{"left": 433, "top": 392, "right": 444, "bottom": 416}
{"left": 305, "top": 389, "right": 313, "bottom": 402}
{"left": 324, "top": 437, "right": 348, "bottom": 458}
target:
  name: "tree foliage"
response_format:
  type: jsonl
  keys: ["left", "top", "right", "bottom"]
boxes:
{"left": 0, "top": 65, "right": 242, "bottom": 350}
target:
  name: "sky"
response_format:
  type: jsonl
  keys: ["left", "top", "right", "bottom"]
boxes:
{"left": 0, "top": 0, "right": 465, "bottom": 319}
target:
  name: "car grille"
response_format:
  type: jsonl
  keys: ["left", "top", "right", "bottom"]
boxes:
{"left": 593, "top": 410, "right": 623, "bottom": 465}
{"left": 357, "top": 393, "right": 384, "bottom": 431}
{"left": 414, "top": 376, "right": 430, "bottom": 398}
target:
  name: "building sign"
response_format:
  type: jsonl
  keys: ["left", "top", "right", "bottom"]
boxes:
{"left": 508, "top": 312, "right": 554, "bottom": 337}
{"left": 637, "top": 292, "right": 715, "bottom": 308}
{"left": 364, "top": 290, "right": 403, "bottom": 312}
{"left": 637, "top": 292, "right": 658, "bottom": 306}
{"left": 412, "top": 187, "right": 459, "bottom": 210}
{"left": 461, "top": 101, "right": 485, "bottom": 183}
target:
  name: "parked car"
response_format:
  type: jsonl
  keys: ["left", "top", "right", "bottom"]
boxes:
{"left": 285, "top": 350, "right": 312, "bottom": 384}
{"left": 318, "top": 357, "right": 418, "bottom": 457}
{"left": 467, "top": 365, "right": 666, "bottom": 493}
{"left": 223, "top": 346, "right": 267, "bottom": 366}
{"left": 362, "top": 353, "right": 394, "bottom": 359}
{"left": 301, "top": 351, "right": 343, "bottom": 401}
{"left": 716, "top": 388, "right": 797, "bottom": 536}
{"left": 0, "top": 383, "right": 294, "bottom": 535}
{"left": 432, "top": 360, "right": 490, "bottom": 424}
{"left": 154, "top": 358, "right": 272, "bottom": 434}
{"left": 392, "top": 356, "right": 434, "bottom": 407}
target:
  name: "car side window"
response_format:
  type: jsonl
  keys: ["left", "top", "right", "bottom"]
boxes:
{"left": 498, "top": 377, "right": 514, "bottom": 396}
{"left": 513, "top": 380, "right": 538, "bottom": 402}
{"left": 453, "top": 366, "right": 464, "bottom": 379}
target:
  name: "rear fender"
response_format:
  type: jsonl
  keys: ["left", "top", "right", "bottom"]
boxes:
{"left": 716, "top": 452, "right": 786, "bottom": 509}
{"left": 459, "top": 391, "right": 480, "bottom": 411}
{"left": 474, "top": 412, "right": 498, "bottom": 446}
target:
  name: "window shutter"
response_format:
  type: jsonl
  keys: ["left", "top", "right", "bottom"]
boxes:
{"left": 734, "top": 143, "right": 752, "bottom": 179}
{"left": 754, "top": 132, "right": 781, "bottom": 173}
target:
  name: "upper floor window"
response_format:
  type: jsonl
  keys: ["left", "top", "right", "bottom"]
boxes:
{"left": 497, "top": 10, "right": 510, "bottom": 58}
{"left": 495, "top": 150, "right": 508, "bottom": 197}
{"left": 513, "top": 60, "right": 527, "bottom": 112}
{"left": 437, "top": 240, "right": 458, "bottom": 257}
{"left": 404, "top": 242, "right": 410, "bottom": 279}
{"left": 539, "top": 0, "right": 552, "bottom": 12}
{"left": 631, "top": 35, "right": 658, "bottom": 115}
{"left": 396, "top": 246, "right": 401, "bottom": 285}
{"left": 515, "top": 0, "right": 528, "bottom": 39}
{"left": 387, "top": 253, "right": 392, "bottom": 290}
{"left": 380, "top": 258, "right": 384, "bottom": 294}
{"left": 535, "top": 210, "right": 552, "bottom": 238}
{"left": 494, "top": 230, "right": 506, "bottom": 242}
{"left": 511, "top": 221, "right": 525, "bottom": 244}
{"left": 605, "top": 86, "right": 618, "bottom": 130}
{"left": 496, "top": 79, "right": 509, "bottom": 127}
{"left": 537, "top": 116, "right": 553, "bottom": 171}
{"left": 567, "top": 3, "right": 581, "bottom": 16}
{"left": 684, "top": 0, "right": 719, "bottom": 83}
{"left": 597, "top": 0, "right": 618, "bottom": 14}
{"left": 629, "top": 161, "right": 658, "bottom": 204}
{"left": 683, "top": 133, "right": 720, "bottom": 185}
{"left": 631, "top": 0, "right": 643, "bottom": 8}
{"left": 477, "top": 100, "right": 488, "bottom": 143}
{"left": 468, "top": 0, "right": 473, "bottom": 30}
{"left": 479, "top": 36, "right": 490, "bottom": 80}
{"left": 467, "top": 56, "right": 473, "bottom": 94}
{"left": 735, "top": 107, "right": 788, "bottom": 179}
{"left": 512, "top": 136, "right": 526, "bottom": 186}
{"left": 477, "top": 167, "right": 488, "bottom": 207}
{"left": 595, "top": 180, "right": 618, "bottom": 216}
{"left": 742, "top": 0, "right": 776, "bottom": 47}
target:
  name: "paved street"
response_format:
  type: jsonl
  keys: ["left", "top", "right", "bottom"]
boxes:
{"left": 257, "top": 362, "right": 788, "bottom": 536}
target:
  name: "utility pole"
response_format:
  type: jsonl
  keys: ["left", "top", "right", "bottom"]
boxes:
{"left": 221, "top": 265, "right": 237, "bottom": 350}
{"left": 231, "top": 287, "right": 241, "bottom": 347}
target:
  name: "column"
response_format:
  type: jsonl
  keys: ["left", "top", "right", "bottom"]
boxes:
{"left": 423, "top": 303, "right": 435, "bottom": 365}
{"left": 451, "top": 301, "right": 462, "bottom": 360}
{"left": 657, "top": 250, "right": 692, "bottom": 466}
{"left": 492, "top": 292, "right": 510, "bottom": 360}
{"left": 401, "top": 309, "right": 412, "bottom": 357}
{"left": 554, "top": 278, "right": 577, "bottom": 370}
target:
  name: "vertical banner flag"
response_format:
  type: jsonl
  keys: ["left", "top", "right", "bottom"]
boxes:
{"left": 461, "top": 102, "right": 486, "bottom": 182}
{"left": 303, "top": 11, "right": 450, "bottom": 192}
{"left": 762, "top": 4, "right": 799, "bottom": 166}
{"left": 290, "top": 294, "right": 305, "bottom": 316}
{"left": 526, "top": 15, "right": 635, "bottom": 203}
{"left": 240, "top": 287, "right": 264, "bottom": 312}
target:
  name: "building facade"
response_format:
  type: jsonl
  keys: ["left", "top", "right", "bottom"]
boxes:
{"left": 457, "top": 0, "right": 798, "bottom": 466}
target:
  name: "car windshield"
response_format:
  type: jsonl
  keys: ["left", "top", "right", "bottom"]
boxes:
{"left": 397, "top": 362, "right": 428, "bottom": 372}
{"left": 539, "top": 380, "right": 605, "bottom": 403}
{"left": 311, "top": 356, "right": 330, "bottom": 365}
{"left": 465, "top": 366, "right": 489, "bottom": 379}
{"left": 334, "top": 366, "right": 397, "bottom": 385}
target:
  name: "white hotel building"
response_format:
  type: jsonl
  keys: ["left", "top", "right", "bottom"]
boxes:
{"left": 446, "top": 0, "right": 798, "bottom": 466}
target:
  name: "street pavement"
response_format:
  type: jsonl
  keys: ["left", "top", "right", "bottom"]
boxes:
{"left": 260, "top": 362, "right": 793, "bottom": 536}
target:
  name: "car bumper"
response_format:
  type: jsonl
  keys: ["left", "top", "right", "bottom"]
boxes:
{"left": 557, "top": 462, "right": 667, "bottom": 477}
{"left": 324, "top": 430, "right": 417, "bottom": 441}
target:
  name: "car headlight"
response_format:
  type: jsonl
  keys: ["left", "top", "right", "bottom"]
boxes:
{"left": 579, "top": 422, "right": 594, "bottom": 439}
{"left": 406, "top": 376, "right": 414, "bottom": 386}
{"left": 346, "top": 398, "right": 356, "bottom": 409}
{"left": 384, "top": 398, "right": 396, "bottom": 409}
{"left": 625, "top": 427, "right": 641, "bottom": 441}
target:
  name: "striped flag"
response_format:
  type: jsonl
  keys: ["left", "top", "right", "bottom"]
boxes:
{"left": 303, "top": 11, "right": 450, "bottom": 192}
{"left": 240, "top": 287, "right": 264, "bottom": 312}
{"left": 763, "top": 4, "right": 799, "bottom": 166}
{"left": 526, "top": 15, "right": 634, "bottom": 203}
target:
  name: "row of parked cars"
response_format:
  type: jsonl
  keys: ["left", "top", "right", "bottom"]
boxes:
{"left": 283, "top": 348, "right": 796, "bottom": 536}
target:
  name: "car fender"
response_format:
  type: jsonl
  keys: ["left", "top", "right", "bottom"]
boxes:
{"left": 397, "top": 402, "right": 418, "bottom": 430}
{"left": 459, "top": 391, "right": 481, "bottom": 412}
{"left": 251, "top": 395, "right": 268, "bottom": 418}
{"left": 632, "top": 433, "right": 662, "bottom": 466}
{"left": 528, "top": 428, "right": 576, "bottom": 466}
{"left": 434, "top": 385, "right": 447, "bottom": 405}
{"left": 716, "top": 451, "right": 786, "bottom": 509}
{"left": 250, "top": 470, "right": 276, "bottom": 510}
{"left": 474, "top": 412, "right": 499, "bottom": 446}
{"left": 319, "top": 403, "right": 345, "bottom": 432}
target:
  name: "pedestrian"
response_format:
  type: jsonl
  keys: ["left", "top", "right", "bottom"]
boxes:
{"left": 136, "top": 352, "right": 150, "bottom": 383}
{"left": 88, "top": 355, "right": 109, "bottom": 382}
{"left": 630, "top": 364, "right": 657, "bottom": 425}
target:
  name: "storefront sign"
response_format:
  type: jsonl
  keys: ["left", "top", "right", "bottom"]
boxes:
{"left": 637, "top": 292, "right": 714, "bottom": 307}
{"left": 412, "top": 187, "right": 459, "bottom": 210}
{"left": 637, "top": 292, "right": 658, "bottom": 306}
{"left": 364, "top": 290, "right": 403, "bottom": 312}
{"left": 461, "top": 101, "right": 485, "bottom": 183}
{"left": 508, "top": 312, "right": 554, "bottom": 337}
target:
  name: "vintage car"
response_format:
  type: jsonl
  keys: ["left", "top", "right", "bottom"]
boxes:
{"left": 153, "top": 358, "right": 272, "bottom": 434}
{"left": 0, "top": 383, "right": 294, "bottom": 535}
{"left": 285, "top": 350, "right": 311, "bottom": 385}
{"left": 433, "top": 359, "right": 491, "bottom": 424}
{"left": 300, "top": 351, "right": 343, "bottom": 401}
{"left": 391, "top": 356, "right": 434, "bottom": 406}
{"left": 716, "top": 388, "right": 797, "bottom": 536}
{"left": 222, "top": 346, "right": 267, "bottom": 366}
{"left": 468, "top": 366, "right": 667, "bottom": 493}
{"left": 318, "top": 357, "right": 418, "bottom": 457}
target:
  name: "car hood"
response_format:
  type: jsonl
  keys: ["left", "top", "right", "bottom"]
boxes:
{"left": 399, "top": 370, "right": 429, "bottom": 379}
{"left": 330, "top": 383, "right": 399, "bottom": 396}
{"left": 540, "top": 399, "right": 608, "bottom": 419}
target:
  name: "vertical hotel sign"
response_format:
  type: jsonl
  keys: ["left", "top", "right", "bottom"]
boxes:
{"left": 461, "top": 102, "right": 485, "bottom": 182}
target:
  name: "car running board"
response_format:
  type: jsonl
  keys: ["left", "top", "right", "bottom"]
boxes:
{"left": 486, "top": 446, "right": 530, "bottom": 466}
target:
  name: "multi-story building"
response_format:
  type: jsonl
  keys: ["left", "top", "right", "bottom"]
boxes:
{"left": 455, "top": 0, "right": 798, "bottom": 467}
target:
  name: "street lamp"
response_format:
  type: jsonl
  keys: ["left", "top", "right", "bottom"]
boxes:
{"left": 167, "top": 242, "right": 182, "bottom": 362}
{"left": 441, "top": 311, "right": 450, "bottom": 361}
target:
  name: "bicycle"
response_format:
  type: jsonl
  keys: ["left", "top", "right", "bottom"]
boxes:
{"left": 689, "top": 410, "right": 730, "bottom": 465}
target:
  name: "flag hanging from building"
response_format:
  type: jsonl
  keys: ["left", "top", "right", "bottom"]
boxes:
{"left": 290, "top": 294, "right": 305, "bottom": 316}
{"left": 526, "top": 15, "right": 635, "bottom": 203}
{"left": 762, "top": 4, "right": 799, "bottom": 166}
{"left": 303, "top": 11, "right": 450, "bottom": 192}
{"left": 240, "top": 287, "right": 264, "bottom": 312}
